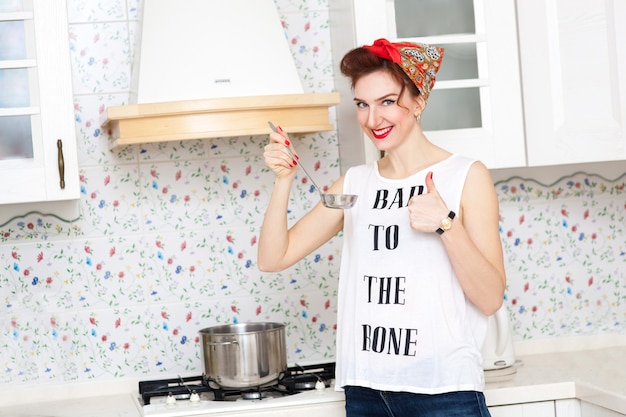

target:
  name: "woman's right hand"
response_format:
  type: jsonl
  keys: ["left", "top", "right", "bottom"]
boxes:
{"left": 264, "top": 125, "right": 299, "bottom": 179}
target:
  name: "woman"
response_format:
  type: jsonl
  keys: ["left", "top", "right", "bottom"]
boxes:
{"left": 258, "top": 38, "right": 506, "bottom": 417}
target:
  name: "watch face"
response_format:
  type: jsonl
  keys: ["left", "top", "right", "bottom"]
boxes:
{"left": 440, "top": 217, "right": 452, "bottom": 230}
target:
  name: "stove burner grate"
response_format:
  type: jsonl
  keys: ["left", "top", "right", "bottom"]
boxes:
{"left": 138, "top": 362, "right": 336, "bottom": 405}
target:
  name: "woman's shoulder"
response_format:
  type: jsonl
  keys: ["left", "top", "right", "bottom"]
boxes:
{"left": 463, "top": 159, "right": 498, "bottom": 201}
{"left": 464, "top": 158, "right": 491, "bottom": 180}
{"left": 447, "top": 153, "right": 478, "bottom": 166}
{"left": 432, "top": 154, "right": 479, "bottom": 179}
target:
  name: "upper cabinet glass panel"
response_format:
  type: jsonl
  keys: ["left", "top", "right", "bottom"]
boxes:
{"left": 0, "top": 20, "right": 27, "bottom": 59}
{"left": 432, "top": 43, "right": 478, "bottom": 81}
{"left": 0, "top": 0, "right": 25, "bottom": 13}
{"left": 392, "top": 0, "right": 482, "bottom": 131}
{"left": 0, "top": 68, "right": 32, "bottom": 107}
{"left": 0, "top": 0, "right": 38, "bottom": 161}
{"left": 394, "top": 0, "right": 475, "bottom": 37}
{"left": 0, "top": 116, "right": 34, "bottom": 159}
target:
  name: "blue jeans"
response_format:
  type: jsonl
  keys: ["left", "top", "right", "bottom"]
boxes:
{"left": 344, "top": 386, "right": 492, "bottom": 417}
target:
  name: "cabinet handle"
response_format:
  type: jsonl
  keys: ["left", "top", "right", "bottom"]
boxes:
{"left": 57, "top": 139, "right": 65, "bottom": 189}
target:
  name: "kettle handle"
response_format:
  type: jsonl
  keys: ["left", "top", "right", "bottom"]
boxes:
{"left": 493, "top": 306, "right": 509, "bottom": 356}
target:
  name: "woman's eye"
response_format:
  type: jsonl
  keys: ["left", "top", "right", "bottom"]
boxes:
{"left": 356, "top": 101, "right": 368, "bottom": 109}
{"left": 382, "top": 99, "right": 395, "bottom": 106}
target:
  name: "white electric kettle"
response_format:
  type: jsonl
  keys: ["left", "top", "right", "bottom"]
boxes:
{"left": 481, "top": 304, "right": 516, "bottom": 370}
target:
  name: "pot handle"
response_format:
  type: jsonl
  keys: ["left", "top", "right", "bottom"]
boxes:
{"left": 206, "top": 340, "right": 240, "bottom": 350}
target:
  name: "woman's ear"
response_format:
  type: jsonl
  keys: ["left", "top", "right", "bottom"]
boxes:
{"left": 414, "top": 94, "right": 427, "bottom": 117}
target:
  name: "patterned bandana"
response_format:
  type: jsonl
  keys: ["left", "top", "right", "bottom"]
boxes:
{"left": 363, "top": 38, "right": 444, "bottom": 101}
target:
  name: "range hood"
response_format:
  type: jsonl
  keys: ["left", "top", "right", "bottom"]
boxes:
{"left": 100, "top": 0, "right": 339, "bottom": 147}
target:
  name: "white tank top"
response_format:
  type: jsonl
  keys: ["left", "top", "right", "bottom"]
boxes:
{"left": 336, "top": 154, "right": 487, "bottom": 394}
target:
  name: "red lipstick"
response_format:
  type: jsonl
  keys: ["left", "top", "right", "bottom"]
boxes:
{"left": 372, "top": 126, "right": 392, "bottom": 140}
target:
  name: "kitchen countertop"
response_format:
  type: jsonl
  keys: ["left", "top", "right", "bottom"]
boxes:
{"left": 0, "top": 394, "right": 139, "bottom": 417}
{"left": 484, "top": 346, "right": 626, "bottom": 414}
{"left": 1, "top": 345, "right": 625, "bottom": 417}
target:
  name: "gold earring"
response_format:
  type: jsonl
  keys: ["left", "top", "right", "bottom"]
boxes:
{"left": 416, "top": 113, "right": 421, "bottom": 122}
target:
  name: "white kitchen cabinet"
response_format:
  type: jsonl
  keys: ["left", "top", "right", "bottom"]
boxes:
{"left": 581, "top": 402, "right": 625, "bottom": 417}
{"left": 330, "top": 0, "right": 526, "bottom": 170}
{"left": 516, "top": 1, "right": 626, "bottom": 166}
{"left": 210, "top": 401, "right": 346, "bottom": 417}
{"left": 331, "top": 0, "right": 626, "bottom": 171}
{"left": 489, "top": 399, "right": 581, "bottom": 417}
{"left": 557, "top": 399, "right": 582, "bottom": 417}
{"left": 489, "top": 400, "right": 556, "bottom": 417}
{"left": 0, "top": 0, "right": 79, "bottom": 205}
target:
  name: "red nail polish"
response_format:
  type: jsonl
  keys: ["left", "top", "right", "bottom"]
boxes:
{"left": 285, "top": 139, "right": 291, "bottom": 146}
{"left": 428, "top": 171, "right": 433, "bottom": 180}
{"left": 293, "top": 160, "right": 298, "bottom": 166}
{"left": 277, "top": 125, "right": 283, "bottom": 132}
{"left": 295, "top": 154, "right": 299, "bottom": 160}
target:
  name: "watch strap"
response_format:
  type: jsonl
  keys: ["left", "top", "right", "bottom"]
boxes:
{"left": 436, "top": 210, "right": 456, "bottom": 235}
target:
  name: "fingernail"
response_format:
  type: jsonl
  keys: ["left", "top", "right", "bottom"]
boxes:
{"left": 292, "top": 160, "right": 298, "bottom": 166}
{"left": 294, "top": 154, "right": 299, "bottom": 160}
{"left": 428, "top": 172, "right": 433, "bottom": 180}
{"left": 277, "top": 125, "right": 283, "bottom": 132}
{"left": 285, "top": 139, "right": 291, "bottom": 146}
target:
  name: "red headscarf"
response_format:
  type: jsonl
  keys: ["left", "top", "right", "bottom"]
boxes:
{"left": 363, "top": 38, "right": 444, "bottom": 101}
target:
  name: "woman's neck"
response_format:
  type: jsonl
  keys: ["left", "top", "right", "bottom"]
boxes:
{"left": 377, "top": 134, "right": 451, "bottom": 179}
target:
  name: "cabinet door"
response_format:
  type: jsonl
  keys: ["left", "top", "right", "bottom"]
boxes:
{"left": 340, "top": 0, "right": 526, "bottom": 169}
{"left": 0, "top": 0, "right": 78, "bottom": 204}
{"left": 517, "top": 1, "right": 626, "bottom": 166}
{"left": 580, "top": 402, "right": 625, "bottom": 417}
{"left": 209, "top": 402, "right": 346, "bottom": 417}
{"left": 557, "top": 399, "right": 581, "bottom": 417}
{"left": 489, "top": 401, "right": 556, "bottom": 417}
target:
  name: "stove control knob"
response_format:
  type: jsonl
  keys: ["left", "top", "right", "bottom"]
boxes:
{"left": 315, "top": 380, "right": 326, "bottom": 391}
{"left": 190, "top": 391, "right": 200, "bottom": 404}
{"left": 166, "top": 393, "right": 177, "bottom": 407}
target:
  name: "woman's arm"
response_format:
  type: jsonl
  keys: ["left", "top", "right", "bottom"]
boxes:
{"left": 257, "top": 128, "right": 345, "bottom": 272}
{"left": 408, "top": 163, "right": 506, "bottom": 315}
{"left": 441, "top": 162, "right": 506, "bottom": 315}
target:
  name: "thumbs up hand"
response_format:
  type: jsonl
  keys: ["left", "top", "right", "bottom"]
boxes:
{"left": 408, "top": 171, "right": 452, "bottom": 233}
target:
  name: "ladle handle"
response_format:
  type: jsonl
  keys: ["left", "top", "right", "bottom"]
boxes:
{"left": 267, "top": 121, "right": 323, "bottom": 195}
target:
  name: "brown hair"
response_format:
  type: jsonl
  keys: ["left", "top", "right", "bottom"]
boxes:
{"left": 339, "top": 46, "right": 421, "bottom": 99}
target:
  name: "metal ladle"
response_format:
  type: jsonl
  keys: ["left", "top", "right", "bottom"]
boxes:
{"left": 268, "top": 121, "right": 357, "bottom": 209}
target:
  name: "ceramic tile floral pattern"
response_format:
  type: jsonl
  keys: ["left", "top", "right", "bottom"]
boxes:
{"left": 1, "top": 0, "right": 625, "bottom": 388}
{"left": 0, "top": 0, "right": 341, "bottom": 385}
{"left": 497, "top": 173, "right": 626, "bottom": 339}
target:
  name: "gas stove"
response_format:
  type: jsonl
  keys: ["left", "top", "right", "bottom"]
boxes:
{"left": 135, "top": 362, "right": 341, "bottom": 416}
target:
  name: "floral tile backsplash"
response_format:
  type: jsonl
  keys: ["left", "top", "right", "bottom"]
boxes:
{"left": 497, "top": 173, "right": 626, "bottom": 339}
{"left": 1, "top": 0, "right": 625, "bottom": 388}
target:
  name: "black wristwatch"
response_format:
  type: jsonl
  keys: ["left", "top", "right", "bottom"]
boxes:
{"left": 436, "top": 211, "right": 456, "bottom": 235}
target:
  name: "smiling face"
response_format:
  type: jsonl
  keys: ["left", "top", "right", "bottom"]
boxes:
{"left": 353, "top": 70, "right": 425, "bottom": 152}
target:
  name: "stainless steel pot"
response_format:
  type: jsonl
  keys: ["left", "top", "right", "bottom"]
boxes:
{"left": 199, "top": 322, "right": 287, "bottom": 388}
